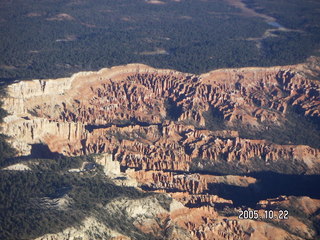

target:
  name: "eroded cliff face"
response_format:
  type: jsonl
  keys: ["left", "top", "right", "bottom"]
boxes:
{"left": 2, "top": 62, "right": 320, "bottom": 239}
{"left": 2, "top": 63, "right": 319, "bottom": 170}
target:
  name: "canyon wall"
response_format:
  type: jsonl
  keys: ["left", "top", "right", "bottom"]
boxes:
{"left": 2, "top": 62, "right": 320, "bottom": 240}
{"left": 2, "top": 63, "right": 319, "bottom": 172}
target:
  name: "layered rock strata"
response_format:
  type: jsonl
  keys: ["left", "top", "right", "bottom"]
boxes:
{"left": 2, "top": 62, "right": 320, "bottom": 239}
{"left": 2, "top": 65, "right": 320, "bottom": 176}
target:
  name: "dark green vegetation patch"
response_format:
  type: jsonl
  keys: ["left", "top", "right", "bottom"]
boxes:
{"left": 0, "top": 155, "right": 159, "bottom": 240}
{"left": 0, "top": 0, "right": 319, "bottom": 80}
{"left": 0, "top": 85, "right": 17, "bottom": 166}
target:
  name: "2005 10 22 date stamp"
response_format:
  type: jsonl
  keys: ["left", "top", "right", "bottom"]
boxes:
{"left": 238, "top": 210, "right": 289, "bottom": 220}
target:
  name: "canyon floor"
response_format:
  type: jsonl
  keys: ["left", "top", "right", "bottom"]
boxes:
{"left": 1, "top": 58, "right": 320, "bottom": 239}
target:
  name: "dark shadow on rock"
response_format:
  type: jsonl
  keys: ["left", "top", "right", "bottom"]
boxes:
{"left": 2, "top": 144, "right": 64, "bottom": 167}
{"left": 30, "top": 144, "right": 64, "bottom": 159}
{"left": 185, "top": 201, "right": 234, "bottom": 210}
{"left": 9, "top": 144, "right": 64, "bottom": 161}
{"left": 85, "top": 119, "right": 161, "bottom": 132}
{"left": 206, "top": 171, "right": 320, "bottom": 207}
{"left": 165, "top": 98, "right": 183, "bottom": 121}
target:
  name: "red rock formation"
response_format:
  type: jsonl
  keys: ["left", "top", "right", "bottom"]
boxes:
{"left": 170, "top": 192, "right": 233, "bottom": 207}
{"left": 130, "top": 170, "right": 207, "bottom": 194}
{"left": 2, "top": 62, "right": 320, "bottom": 240}
{"left": 1, "top": 63, "right": 319, "bottom": 171}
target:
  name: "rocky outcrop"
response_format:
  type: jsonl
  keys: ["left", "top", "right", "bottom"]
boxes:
{"left": 1, "top": 62, "right": 320, "bottom": 239}
{"left": 35, "top": 216, "right": 131, "bottom": 240}
{"left": 2, "top": 62, "right": 319, "bottom": 154}
{"left": 186, "top": 131, "right": 320, "bottom": 169}
{"left": 170, "top": 192, "right": 233, "bottom": 207}
{"left": 256, "top": 195, "right": 320, "bottom": 239}
{"left": 129, "top": 170, "right": 208, "bottom": 194}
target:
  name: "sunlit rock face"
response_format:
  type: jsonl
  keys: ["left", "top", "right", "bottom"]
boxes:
{"left": 2, "top": 62, "right": 319, "bottom": 172}
{"left": 2, "top": 61, "right": 320, "bottom": 240}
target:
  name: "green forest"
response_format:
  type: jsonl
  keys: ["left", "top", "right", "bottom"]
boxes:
{"left": 0, "top": 85, "right": 17, "bottom": 166}
{"left": 0, "top": 153, "right": 168, "bottom": 240}
{"left": 0, "top": 0, "right": 319, "bottom": 81}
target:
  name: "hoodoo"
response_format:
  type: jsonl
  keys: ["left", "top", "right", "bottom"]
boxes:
{"left": 1, "top": 62, "right": 320, "bottom": 240}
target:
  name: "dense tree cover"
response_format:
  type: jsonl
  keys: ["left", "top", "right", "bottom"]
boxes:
{"left": 0, "top": 85, "right": 17, "bottom": 166}
{"left": 0, "top": 0, "right": 319, "bottom": 80}
{"left": 243, "top": 0, "right": 320, "bottom": 30}
{"left": 244, "top": 0, "right": 320, "bottom": 62}
{"left": 191, "top": 156, "right": 311, "bottom": 175}
{"left": 0, "top": 133, "right": 16, "bottom": 165}
{"left": 0, "top": 155, "right": 156, "bottom": 240}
